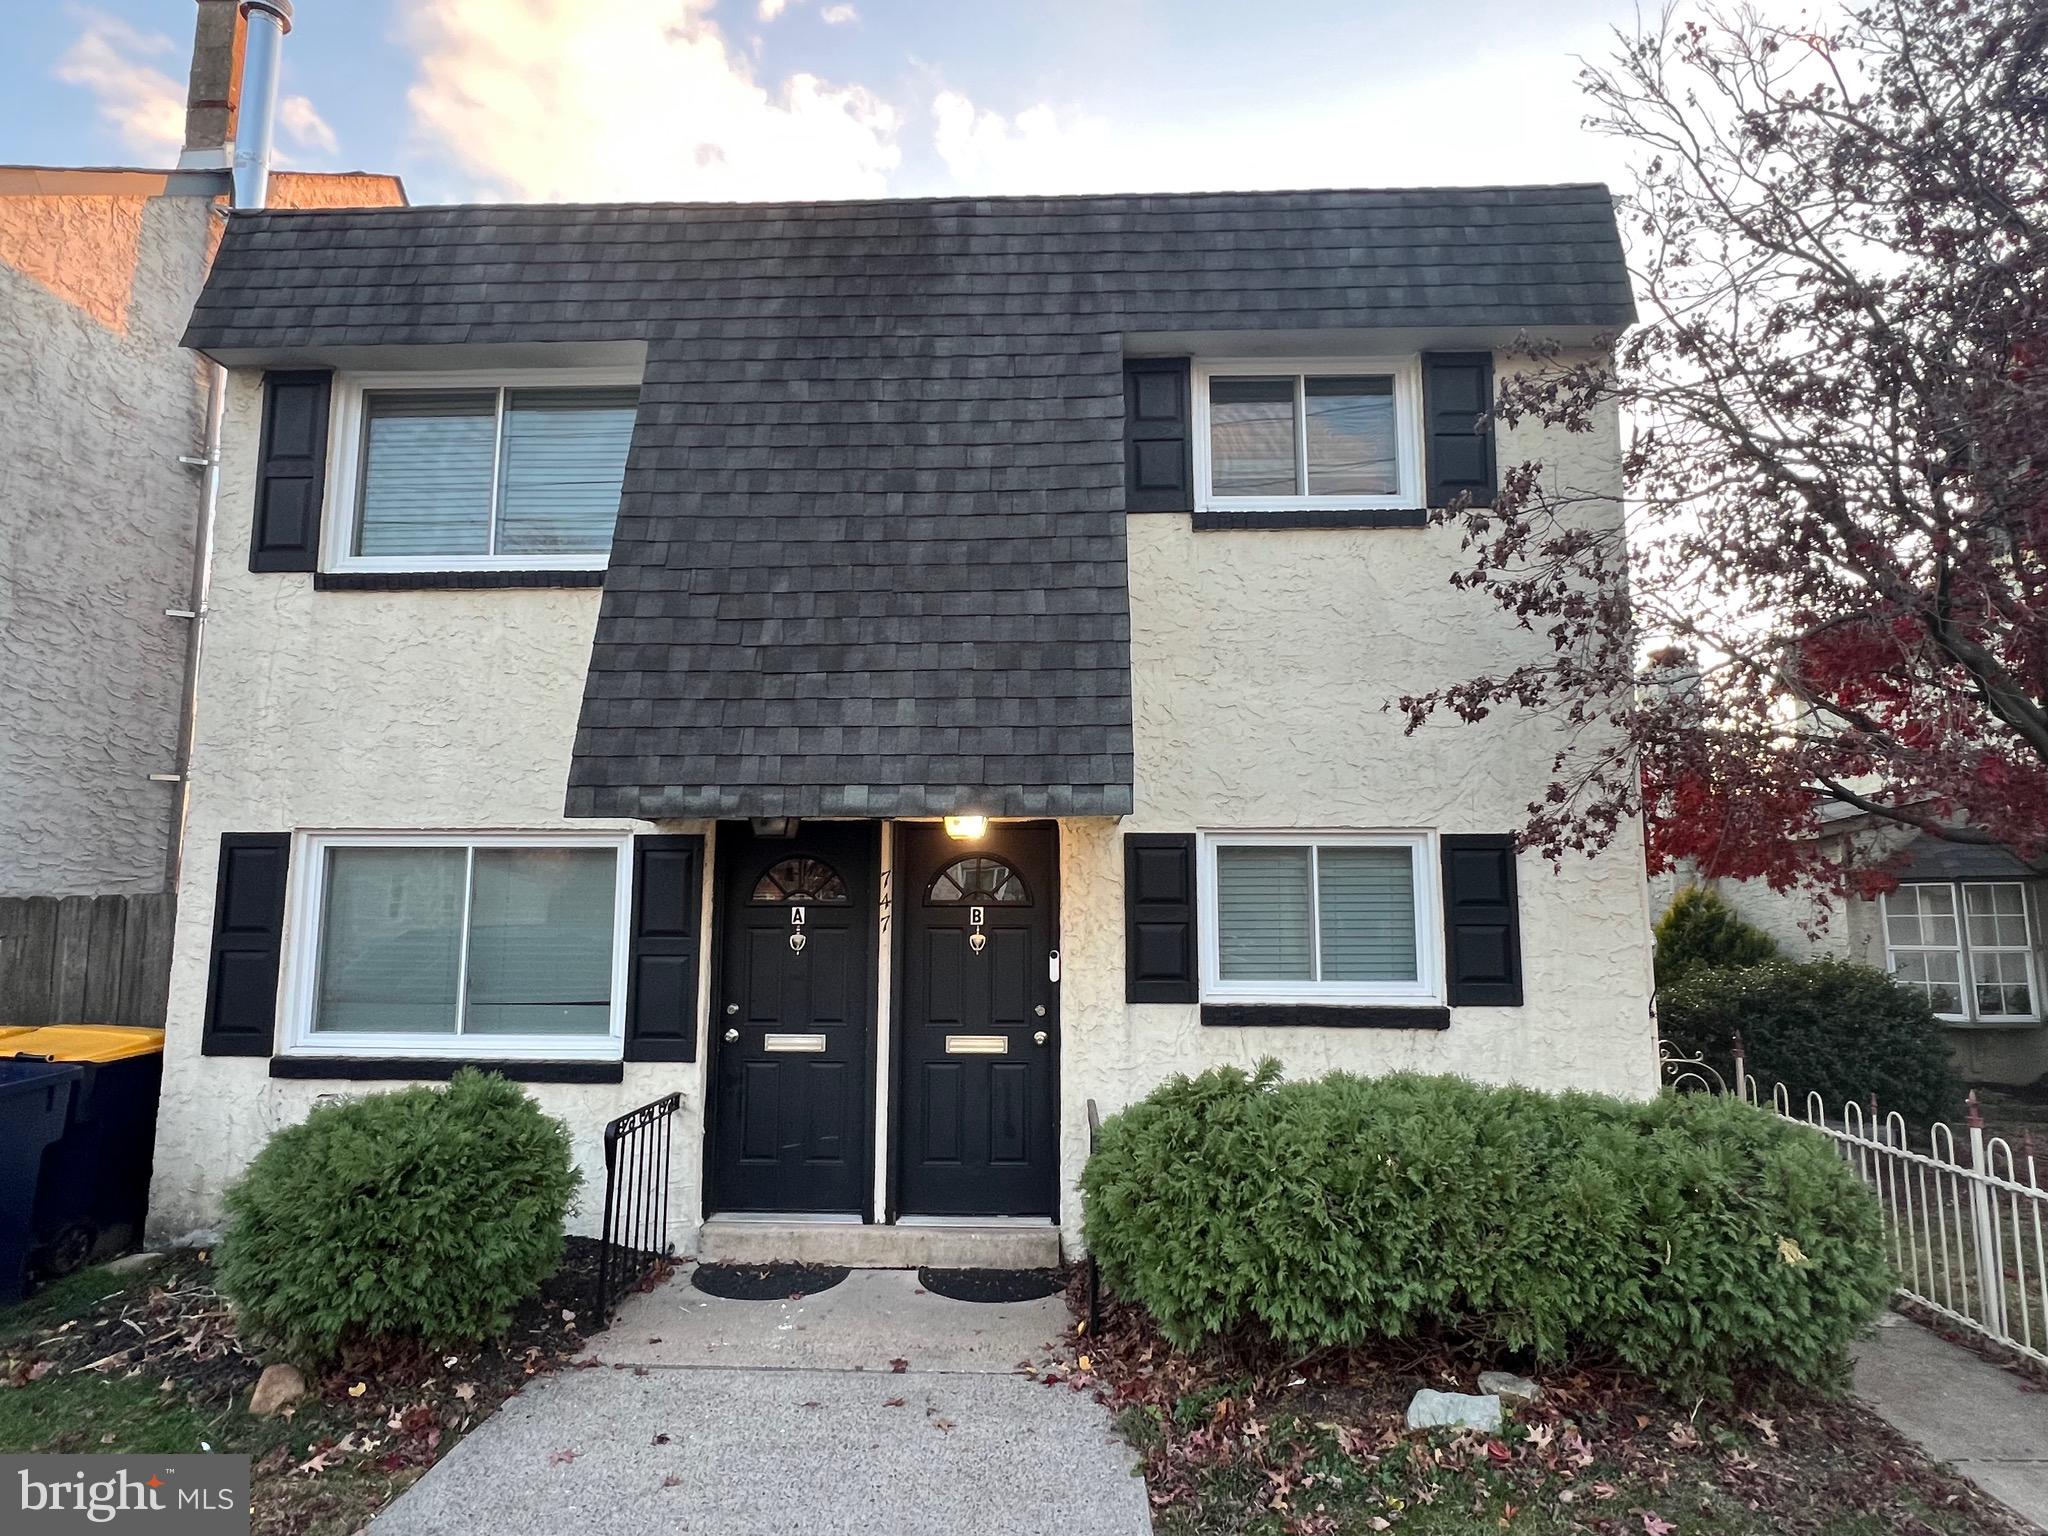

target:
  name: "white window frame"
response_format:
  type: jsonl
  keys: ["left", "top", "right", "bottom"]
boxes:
{"left": 1197, "top": 830, "right": 1442, "bottom": 1005}
{"left": 280, "top": 831, "right": 633, "bottom": 1061}
{"left": 1881, "top": 880, "right": 2041, "bottom": 1026}
{"left": 321, "top": 366, "right": 641, "bottom": 574}
{"left": 1192, "top": 357, "right": 1425, "bottom": 514}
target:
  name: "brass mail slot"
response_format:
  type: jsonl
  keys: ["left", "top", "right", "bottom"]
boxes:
{"left": 763, "top": 1033, "right": 828, "bottom": 1053}
{"left": 944, "top": 1035, "right": 1008, "bottom": 1056}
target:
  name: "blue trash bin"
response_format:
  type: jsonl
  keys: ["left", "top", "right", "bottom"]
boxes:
{"left": 0, "top": 1059, "right": 83, "bottom": 1304}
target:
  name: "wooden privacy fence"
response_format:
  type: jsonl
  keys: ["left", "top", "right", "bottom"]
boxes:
{"left": 0, "top": 895, "right": 176, "bottom": 1027}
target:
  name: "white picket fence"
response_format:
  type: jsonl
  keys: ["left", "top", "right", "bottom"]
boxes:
{"left": 1666, "top": 1039, "right": 2048, "bottom": 1365}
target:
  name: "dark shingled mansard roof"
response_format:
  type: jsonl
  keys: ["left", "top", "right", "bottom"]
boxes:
{"left": 184, "top": 186, "right": 1635, "bottom": 820}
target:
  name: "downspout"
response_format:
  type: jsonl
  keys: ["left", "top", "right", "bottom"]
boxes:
{"left": 164, "top": 0, "right": 293, "bottom": 894}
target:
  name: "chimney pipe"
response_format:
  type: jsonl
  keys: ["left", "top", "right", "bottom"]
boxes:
{"left": 231, "top": 0, "right": 292, "bottom": 208}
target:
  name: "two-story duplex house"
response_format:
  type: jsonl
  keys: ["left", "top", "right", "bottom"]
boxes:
{"left": 152, "top": 186, "right": 1654, "bottom": 1263}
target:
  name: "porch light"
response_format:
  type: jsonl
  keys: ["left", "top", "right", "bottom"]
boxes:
{"left": 943, "top": 815, "right": 989, "bottom": 841}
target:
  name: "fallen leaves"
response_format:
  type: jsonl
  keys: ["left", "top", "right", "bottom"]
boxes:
{"left": 888, "top": 1357, "right": 909, "bottom": 1373}
{"left": 548, "top": 1448, "right": 579, "bottom": 1466}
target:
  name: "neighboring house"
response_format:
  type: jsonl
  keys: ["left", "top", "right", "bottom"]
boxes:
{"left": 1653, "top": 820, "right": 2048, "bottom": 1084}
{"left": 0, "top": 0, "right": 401, "bottom": 1022}
{"left": 149, "top": 185, "right": 1655, "bottom": 1261}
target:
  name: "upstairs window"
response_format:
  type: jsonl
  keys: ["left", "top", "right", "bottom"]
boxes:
{"left": 1883, "top": 881, "right": 2039, "bottom": 1024}
{"left": 326, "top": 370, "right": 639, "bottom": 571}
{"left": 1195, "top": 361, "right": 1420, "bottom": 511}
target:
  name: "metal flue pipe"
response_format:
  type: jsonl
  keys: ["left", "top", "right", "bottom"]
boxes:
{"left": 231, "top": 0, "right": 293, "bottom": 210}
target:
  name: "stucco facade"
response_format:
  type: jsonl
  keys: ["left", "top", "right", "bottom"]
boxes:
{"left": 149, "top": 349, "right": 1656, "bottom": 1252}
{"left": 0, "top": 171, "right": 405, "bottom": 902}
{"left": 0, "top": 182, "right": 216, "bottom": 896}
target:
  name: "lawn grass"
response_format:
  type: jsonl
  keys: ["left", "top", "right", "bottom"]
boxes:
{"left": 0, "top": 1247, "right": 599, "bottom": 1535}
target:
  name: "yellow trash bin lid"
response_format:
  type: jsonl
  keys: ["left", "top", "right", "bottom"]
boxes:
{"left": 2, "top": 1025, "right": 165, "bottom": 1062}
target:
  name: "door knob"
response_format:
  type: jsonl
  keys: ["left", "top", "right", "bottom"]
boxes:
{"left": 1033, "top": 1030, "right": 1048, "bottom": 1045}
{"left": 723, "top": 1028, "right": 740, "bottom": 1043}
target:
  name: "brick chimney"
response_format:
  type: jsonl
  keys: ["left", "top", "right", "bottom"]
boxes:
{"left": 179, "top": 0, "right": 246, "bottom": 168}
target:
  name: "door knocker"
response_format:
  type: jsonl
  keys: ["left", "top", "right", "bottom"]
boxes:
{"left": 968, "top": 904, "right": 987, "bottom": 955}
{"left": 789, "top": 904, "right": 807, "bottom": 954}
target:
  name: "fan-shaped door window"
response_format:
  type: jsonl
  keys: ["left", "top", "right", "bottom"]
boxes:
{"left": 751, "top": 857, "right": 849, "bottom": 904}
{"left": 927, "top": 856, "right": 1030, "bottom": 906}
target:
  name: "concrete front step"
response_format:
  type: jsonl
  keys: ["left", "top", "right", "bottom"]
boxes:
{"left": 696, "top": 1217, "right": 1061, "bottom": 1270}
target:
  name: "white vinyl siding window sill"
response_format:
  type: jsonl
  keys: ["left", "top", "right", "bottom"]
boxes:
{"left": 279, "top": 831, "right": 632, "bottom": 1062}
{"left": 1197, "top": 831, "right": 1442, "bottom": 1006}
{"left": 1192, "top": 357, "right": 1425, "bottom": 515}
{"left": 320, "top": 366, "right": 640, "bottom": 575}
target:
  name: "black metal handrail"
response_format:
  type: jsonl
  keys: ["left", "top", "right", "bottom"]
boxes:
{"left": 593, "top": 1092, "right": 681, "bottom": 1324}
{"left": 1085, "top": 1098, "right": 1102, "bottom": 1337}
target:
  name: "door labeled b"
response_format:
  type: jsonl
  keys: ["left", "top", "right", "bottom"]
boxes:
{"left": 895, "top": 822, "right": 1058, "bottom": 1218}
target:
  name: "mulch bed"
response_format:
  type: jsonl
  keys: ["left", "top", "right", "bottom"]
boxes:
{"left": 916, "top": 1266, "right": 1066, "bottom": 1304}
{"left": 2, "top": 1238, "right": 622, "bottom": 1536}
{"left": 689, "top": 1262, "right": 849, "bottom": 1301}
{"left": 1062, "top": 1274, "right": 2037, "bottom": 1535}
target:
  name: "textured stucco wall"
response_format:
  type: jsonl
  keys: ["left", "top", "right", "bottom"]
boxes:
{"left": 1052, "top": 355, "right": 1659, "bottom": 1246}
{"left": 0, "top": 173, "right": 407, "bottom": 902}
{"left": 147, "top": 369, "right": 707, "bottom": 1241}
{"left": 0, "top": 193, "right": 214, "bottom": 895}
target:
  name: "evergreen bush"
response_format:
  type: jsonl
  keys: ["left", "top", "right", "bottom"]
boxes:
{"left": 1658, "top": 957, "right": 1961, "bottom": 1125}
{"left": 1654, "top": 885, "right": 1780, "bottom": 985}
{"left": 218, "top": 1070, "right": 579, "bottom": 1361}
{"left": 1081, "top": 1063, "right": 1890, "bottom": 1391}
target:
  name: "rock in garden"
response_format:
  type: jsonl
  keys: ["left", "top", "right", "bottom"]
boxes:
{"left": 105, "top": 1251, "right": 165, "bottom": 1275}
{"left": 249, "top": 1363, "right": 307, "bottom": 1417}
{"left": 1406, "top": 1389, "right": 1502, "bottom": 1432}
{"left": 1477, "top": 1370, "right": 1541, "bottom": 1403}
{"left": 173, "top": 1228, "right": 222, "bottom": 1251}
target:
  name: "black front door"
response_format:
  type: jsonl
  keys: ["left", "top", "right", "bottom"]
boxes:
{"left": 896, "top": 822, "right": 1059, "bottom": 1217}
{"left": 709, "top": 823, "right": 876, "bottom": 1215}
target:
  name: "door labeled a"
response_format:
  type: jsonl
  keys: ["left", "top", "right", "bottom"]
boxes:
{"left": 709, "top": 823, "right": 876, "bottom": 1215}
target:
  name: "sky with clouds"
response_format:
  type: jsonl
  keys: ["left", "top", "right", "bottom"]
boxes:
{"left": 4, "top": 1, "right": 1692, "bottom": 204}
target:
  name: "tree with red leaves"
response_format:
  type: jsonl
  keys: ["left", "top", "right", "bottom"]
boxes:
{"left": 1400, "top": 0, "right": 2048, "bottom": 893}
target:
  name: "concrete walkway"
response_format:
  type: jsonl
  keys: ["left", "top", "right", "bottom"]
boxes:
{"left": 371, "top": 1268, "right": 1151, "bottom": 1536}
{"left": 1855, "top": 1310, "right": 2048, "bottom": 1528}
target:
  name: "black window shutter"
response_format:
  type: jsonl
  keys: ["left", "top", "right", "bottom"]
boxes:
{"left": 1421, "top": 352, "right": 1496, "bottom": 509}
{"left": 1440, "top": 834, "right": 1523, "bottom": 1006}
{"left": 1123, "top": 357, "right": 1193, "bottom": 513}
{"left": 1125, "top": 833, "right": 1198, "bottom": 1003}
{"left": 626, "top": 834, "right": 705, "bottom": 1061}
{"left": 249, "top": 370, "right": 333, "bottom": 572}
{"left": 201, "top": 833, "right": 290, "bottom": 1057}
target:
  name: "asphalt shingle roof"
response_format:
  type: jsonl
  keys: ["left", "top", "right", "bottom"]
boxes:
{"left": 184, "top": 187, "right": 1635, "bottom": 820}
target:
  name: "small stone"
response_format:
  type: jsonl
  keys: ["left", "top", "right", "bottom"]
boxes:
{"left": 1477, "top": 1370, "right": 1541, "bottom": 1403}
{"left": 1406, "top": 1389, "right": 1503, "bottom": 1433}
{"left": 249, "top": 1363, "right": 306, "bottom": 1417}
{"left": 105, "top": 1252, "right": 165, "bottom": 1276}
{"left": 173, "top": 1228, "right": 222, "bottom": 1251}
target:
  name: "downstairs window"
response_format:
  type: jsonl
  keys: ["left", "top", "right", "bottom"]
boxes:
{"left": 286, "top": 835, "right": 630, "bottom": 1059}
{"left": 1199, "top": 833, "right": 1440, "bottom": 1004}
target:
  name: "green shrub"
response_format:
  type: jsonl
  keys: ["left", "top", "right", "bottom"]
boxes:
{"left": 1081, "top": 1063, "right": 1890, "bottom": 1391}
{"left": 219, "top": 1070, "right": 579, "bottom": 1361}
{"left": 1654, "top": 886, "right": 1780, "bottom": 986}
{"left": 1658, "top": 957, "right": 1961, "bottom": 1125}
